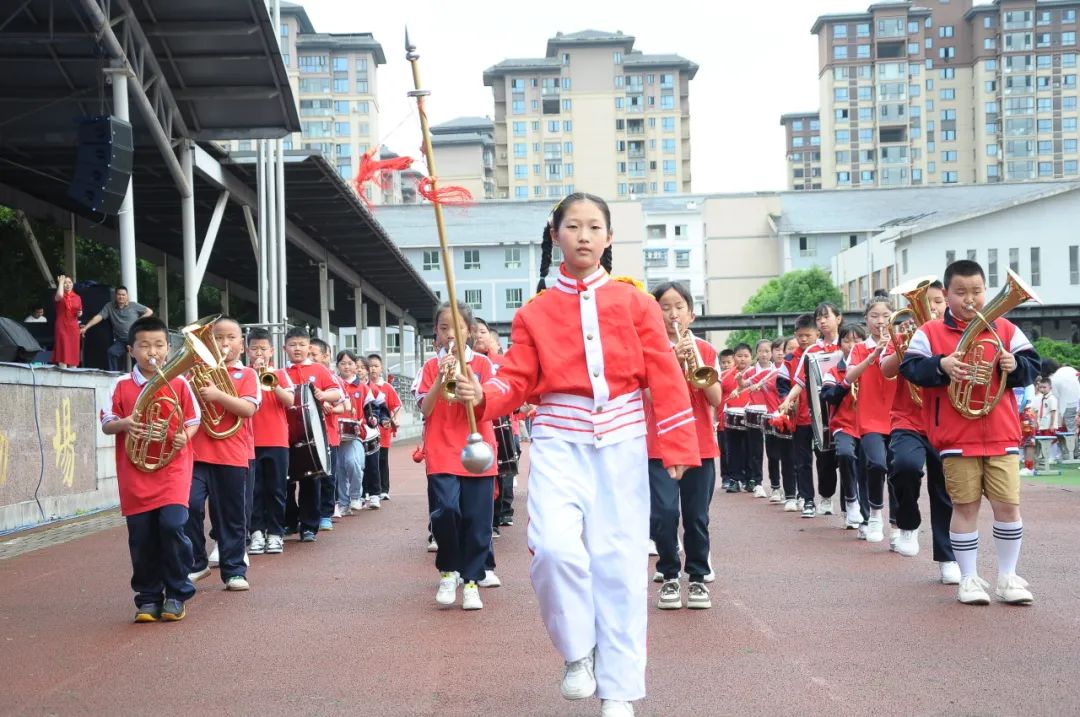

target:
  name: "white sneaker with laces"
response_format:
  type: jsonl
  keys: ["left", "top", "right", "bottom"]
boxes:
{"left": 367, "top": 495, "right": 381, "bottom": 510}
{"left": 477, "top": 570, "right": 502, "bottom": 588}
{"left": 349, "top": 499, "right": 365, "bottom": 512}
{"left": 783, "top": 498, "right": 798, "bottom": 512}
{"left": 248, "top": 531, "right": 266, "bottom": 555}
{"left": 657, "top": 579, "right": 682, "bottom": 610}
{"left": 560, "top": 648, "right": 596, "bottom": 700}
{"left": 889, "top": 527, "right": 900, "bottom": 549}
{"left": 769, "top": 487, "right": 784, "bottom": 503}
{"left": 648, "top": 540, "right": 659, "bottom": 556}
{"left": 331, "top": 505, "right": 342, "bottom": 519}
{"left": 957, "top": 575, "right": 992, "bottom": 605}
{"left": 939, "top": 561, "right": 961, "bottom": 585}
{"left": 865, "top": 517, "right": 885, "bottom": 543}
{"left": 818, "top": 496, "right": 834, "bottom": 515}
{"left": 601, "top": 699, "right": 635, "bottom": 716}
{"left": 796, "top": 497, "right": 805, "bottom": 511}
{"left": 225, "top": 575, "right": 250, "bottom": 591}
{"left": 893, "top": 529, "right": 919, "bottom": 557}
{"left": 752, "top": 484, "right": 768, "bottom": 498}
{"left": 427, "top": 537, "right": 438, "bottom": 553}
{"left": 844, "top": 501, "right": 862, "bottom": 529}
{"left": 652, "top": 571, "right": 664, "bottom": 583}
{"left": 380, "top": 492, "right": 390, "bottom": 501}
{"left": 857, "top": 523, "right": 869, "bottom": 540}
{"left": 208, "top": 543, "right": 219, "bottom": 567}
{"left": 995, "top": 574, "right": 1034, "bottom": 605}
{"left": 436, "top": 571, "right": 459, "bottom": 606}
{"left": 265, "top": 534, "right": 284, "bottom": 554}
{"left": 462, "top": 581, "right": 483, "bottom": 610}
{"left": 188, "top": 566, "right": 211, "bottom": 582}
{"left": 687, "top": 581, "right": 711, "bottom": 609}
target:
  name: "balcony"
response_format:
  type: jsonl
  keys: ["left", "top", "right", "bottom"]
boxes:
{"left": 541, "top": 86, "right": 560, "bottom": 97}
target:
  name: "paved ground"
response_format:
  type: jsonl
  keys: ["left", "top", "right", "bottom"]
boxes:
{"left": 2, "top": 442, "right": 1080, "bottom": 717}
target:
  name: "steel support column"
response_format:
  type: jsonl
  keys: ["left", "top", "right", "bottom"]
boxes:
{"left": 353, "top": 286, "right": 364, "bottom": 353}
{"left": 180, "top": 140, "right": 198, "bottom": 323}
{"left": 318, "top": 262, "right": 330, "bottom": 340}
{"left": 108, "top": 66, "right": 139, "bottom": 300}
{"left": 379, "top": 304, "right": 387, "bottom": 363}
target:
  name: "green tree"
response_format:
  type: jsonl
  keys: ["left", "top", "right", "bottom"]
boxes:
{"left": 726, "top": 267, "right": 844, "bottom": 348}
{"left": 1034, "top": 337, "right": 1080, "bottom": 368}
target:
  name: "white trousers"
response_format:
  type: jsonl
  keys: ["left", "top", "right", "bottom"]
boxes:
{"left": 527, "top": 436, "right": 649, "bottom": 701}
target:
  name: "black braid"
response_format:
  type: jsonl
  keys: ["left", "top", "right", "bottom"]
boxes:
{"left": 536, "top": 225, "right": 553, "bottom": 292}
{"left": 600, "top": 246, "right": 613, "bottom": 274}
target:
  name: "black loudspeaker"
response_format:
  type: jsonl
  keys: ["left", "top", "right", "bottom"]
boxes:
{"left": 0, "top": 317, "right": 44, "bottom": 362}
{"left": 66, "top": 115, "right": 134, "bottom": 215}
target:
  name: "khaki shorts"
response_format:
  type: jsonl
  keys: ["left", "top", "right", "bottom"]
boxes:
{"left": 942, "top": 455, "right": 1021, "bottom": 505}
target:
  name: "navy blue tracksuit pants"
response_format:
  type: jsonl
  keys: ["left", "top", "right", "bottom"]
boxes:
{"left": 188, "top": 461, "right": 248, "bottom": 582}
{"left": 650, "top": 458, "right": 716, "bottom": 582}
{"left": 834, "top": 431, "right": 861, "bottom": 509}
{"left": 429, "top": 473, "right": 495, "bottom": 583}
{"left": 251, "top": 446, "right": 288, "bottom": 537}
{"left": 319, "top": 447, "right": 337, "bottom": 519}
{"left": 858, "top": 432, "right": 890, "bottom": 520}
{"left": 889, "top": 429, "right": 955, "bottom": 562}
{"left": 126, "top": 504, "right": 195, "bottom": 608}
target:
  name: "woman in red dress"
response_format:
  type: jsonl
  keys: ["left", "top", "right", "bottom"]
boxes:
{"left": 53, "top": 274, "right": 82, "bottom": 368}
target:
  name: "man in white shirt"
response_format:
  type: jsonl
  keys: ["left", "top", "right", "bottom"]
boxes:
{"left": 23, "top": 306, "right": 46, "bottom": 323}
{"left": 1044, "top": 359, "right": 1080, "bottom": 460}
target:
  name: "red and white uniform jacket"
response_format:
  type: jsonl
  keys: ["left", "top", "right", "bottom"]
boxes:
{"left": 743, "top": 363, "right": 777, "bottom": 413}
{"left": 776, "top": 347, "right": 812, "bottom": 427}
{"left": 900, "top": 310, "right": 1040, "bottom": 457}
{"left": 286, "top": 360, "right": 341, "bottom": 448}
{"left": 481, "top": 266, "right": 698, "bottom": 469}
{"left": 191, "top": 362, "right": 260, "bottom": 468}
{"left": 848, "top": 337, "right": 896, "bottom": 438}
{"left": 413, "top": 346, "right": 498, "bottom": 477}
{"left": 820, "top": 360, "right": 856, "bottom": 437}
{"left": 881, "top": 342, "right": 923, "bottom": 435}
{"left": 647, "top": 336, "right": 718, "bottom": 461}
{"left": 101, "top": 368, "right": 201, "bottom": 516}
{"left": 761, "top": 363, "right": 784, "bottom": 414}
{"left": 371, "top": 379, "right": 402, "bottom": 448}
{"left": 251, "top": 368, "right": 294, "bottom": 449}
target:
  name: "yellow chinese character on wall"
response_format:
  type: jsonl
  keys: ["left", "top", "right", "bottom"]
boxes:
{"left": 0, "top": 430, "right": 9, "bottom": 486}
{"left": 53, "top": 398, "right": 76, "bottom": 488}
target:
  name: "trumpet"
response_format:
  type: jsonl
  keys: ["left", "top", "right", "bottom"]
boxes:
{"left": 440, "top": 340, "right": 458, "bottom": 401}
{"left": 255, "top": 361, "right": 279, "bottom": 392}
{"left": 672, "top": 321, "right": 718, "bottom": 388}
{"left": 948, "top": 269, "right": 1040, "bottom": 419}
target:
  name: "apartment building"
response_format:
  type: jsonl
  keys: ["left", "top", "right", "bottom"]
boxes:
{"left": 483, "top": 30, "right": 697, "bottom": 201}
{"left": 430, "top": 117, "right": 496, "bottom": 201}
{"left": 782, "top": 0, "right": 1080, "bottom": 190}
{"left": 640, "top": 197, "right": 709, "bottom": 313}
{"left": 780, "top": 112, "right": 824, "bottom": 190}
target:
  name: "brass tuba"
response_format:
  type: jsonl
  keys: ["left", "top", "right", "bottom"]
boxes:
{"left": 888, "top": 276, "right": 937, "bottom": 406}
{"left": 947, "top": 269, "right": 1040, "bottom": 419}
{"left": 125, "top": 328, "right": 218, "bottom": 471}
{"left": 185, "top": 318, "right": 244, "bottom": 439}
{"left": 673, "top": 321, "right": 718, "bottom": 388}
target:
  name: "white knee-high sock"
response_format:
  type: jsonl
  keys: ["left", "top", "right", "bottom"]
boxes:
{"left": 950, "top": 530, "right": 979, "bottom": 578}
{"left": 993, "top": 520, "right": 1023, "bottom": 577}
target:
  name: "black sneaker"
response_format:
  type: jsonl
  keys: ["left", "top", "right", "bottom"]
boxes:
{"left": 499, "top": 518, "right": 514, "bottom": 527}
{"left": 300, "top": 530, "right": 317, "bottom": 542}
{"left": 160, "top": 599, "right": 186, "bottom": 622}
{"left": 743, "top": 481, "right": 756, "bottom": 493}
{"left": 492, "top": 526, "right": 501, "bottom": 538}
{"left": 801, "top": 503, "right": 816, "bottom": 518}
{"left": 721, "top": 478, "right": 733, "bottom": 491}
{"left": 724, "top": 480, "right": 740, "bottom": 493}
{"left": 134, "top": 603, "right": 162, "bottom": 623}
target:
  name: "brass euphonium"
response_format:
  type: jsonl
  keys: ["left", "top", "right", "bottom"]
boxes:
{"left": 440, "top": 340, "right": 458, "bottom": 400}
{"left": 673, "top": 321, "right": 718, "bottom": 388}
{"left": 889, "top": 275, "right": 937, "bottom": 407}
{"left": 185, "top": 318, "right": 244, "bottom": 439}
{"left": 948, "top": 269, "right": 1041, "bottom": 419}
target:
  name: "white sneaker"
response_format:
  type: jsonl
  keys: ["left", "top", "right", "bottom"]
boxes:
{"left": 436, "top": 571, "right": 459, "bottom": 606}
{"left": 248, "top": 531, "right": 266, "bottom": 555}
{"left": 560, "top": 648, "right": 596, "bottom": 700}
{"left": 349, "top": 499, "right": 365, "bottom": 512}
{"left": 783, "top": 499, "right": 797, "bottom": 512}
{"left": 769, "top": 487, "right": 784, "bottom": 503}
{"left": 818, "top": 496, "right": 834, "bottom": 515}
{"left": 225, "top": 575, "right": 250, "bottom": 591}
{"left": 601, "top": 699, "right": 635, "bottom": 716}
{"left": 704, "top": 552, "right": 715, "bottom": 583}
{"left": 478, "top": 570, "right": 502, "bottom": 588}
{"left": 244, "top": 552, "right": 250, "bottom": 567}
{"left": 865, "top": 517, "right": 885, "bottom": 543}
{"left": 687, "top": 582, "right": 711, "bottom": 609}
{"left": 188, "top": 566, "right": 211, "bottom": 582}
{"left": 462, "top": 581, "right": 483, "bottom": 610}
{"left": 657, "top": 579, "right": 682, "bottom": 609}
{"left": 939, "top": 561, "right": 961, "bottom": 585}
{"left": 1019, "top": 467, "right": 1035, "bottom": 476}
{"left": 380, "top": 492, "right": 390, "bottom": 501}
{"left": 427, "top": 537, "right": 438, "bottom": 553}
{"left": 648, "top": 539, "right": 658, "bottom": 556}
{"left": 957, "top": 575, "right": 991, "bottom": 605}
{"left": 889, "top": 527, "right": 901, "bottom": 549}
{"left": 652, "top": 571, "right": 664, "bottom": 583}
{"left": 367, "top": 495, "right": 381, "bottom": 510}
{"left": 892, "top": 529, "right": 919, "bottom": 557}
{"left": 208, "top": 543, "right": 219, "bottom": 567}
{"left": 857, "top": 523, "right": 869, "bottom": 540}
{"left": 796, "top": 497, "right": 805, "bottom": 511}
{"left": 331, "top": 505, "right": 342, "bottom": 519}
{"left": 265, "top": 534, "right": 284, "bottom": 554}
{"left": 995, "top": 574, "right": 1034, "bottom": 605}
{"left": 752, "top": 484, "right": 768, "bottom": 498}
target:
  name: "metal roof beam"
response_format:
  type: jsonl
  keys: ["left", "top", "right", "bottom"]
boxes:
{"left": 142, "top": 22, "right": 260, "bottom": 37}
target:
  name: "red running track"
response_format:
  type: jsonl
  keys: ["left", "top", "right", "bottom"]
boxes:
{"left": 2, "top": 442, "right": 1079, "bottom": 716}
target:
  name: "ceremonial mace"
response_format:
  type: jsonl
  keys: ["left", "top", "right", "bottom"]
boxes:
{"left": 406, "top": 30, "right": 494, "bottom": 474}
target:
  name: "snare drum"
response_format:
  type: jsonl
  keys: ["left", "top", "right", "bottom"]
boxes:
{"left": 493, "top": 415, "right": 520, "bottom": 475}
{"left": 745, "top": 406, "right": 767, "bottom": 430}
{"left": 339, "top": 419, "right": 362, "bottom": 442}
{"left": 763, "top": 412, "right": 793, "bottom": 440}
{"left": 361, "top": 424, "right": 380, "bottom": 456}
{"left": 723, "top": 407, "right": 747, "bottom": 431}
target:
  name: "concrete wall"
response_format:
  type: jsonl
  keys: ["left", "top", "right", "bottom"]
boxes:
{"left": 0, "top": 366, "right": 119, "bottom": 533}
{"left": 702, "top": 194, "right": 783, "bottom": 316}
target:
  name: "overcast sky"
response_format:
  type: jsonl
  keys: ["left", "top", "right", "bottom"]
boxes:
{"left": 298, "top": 0, "right": 834, "bottom": 193}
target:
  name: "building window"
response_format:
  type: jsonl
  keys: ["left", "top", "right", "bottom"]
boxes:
{"left": 613, "top": 51, "right": 622, "bottom": 64}
{"left": 280, "top": 22, "right": 289, "bottom": 37}
{"left": 1009, "top": 247, "right": 1020, "bottom": 274}
{"left": 646, "top": 224, "right": 666, "bottom": 239}
{"left": 335, "top": 122, "right": 350, "bottom": 136}
{"left": 901, "top": 248, "right": 909, "bottom": 274}
{"left": 799, "top": 236, "right": 816, "bottom": 257}
{"left": 422, "top": 250, "right": 439, "bottom": 271}
{"left": 511, "top": 100, "right": 525, "bottom": 114}
{"left": 674, "top": 224, "right": 689, "bottom": 238}
{"left": 833, "top": 24, "right": 847, "bottom": 39}
{"left": 1030, "top": 247, "right": 1041, "bottom": 286}
{"left": 505, "top": 288, "right": 524, "bottom": 309}
{"left": 515, "top": 186, "right": 528, "bottom": 199}
{"left": 946, "top": 250, "right": 956, "bottom": 266}
{"left": 504, "top": 247, "right": 521, "bottom": 269}
{"left": 464, "top": 289, "right": 483, "bottom": 311}
{"left": 1069, "top": 245, "right": 1079, "bottom": 284}
{"left": 987, "top": 248, "right": 998, "bottom": 287}
{"left": 644, "top": 248, "right": 668, "bottom": 267}
{"left": 463, "top": 249, "right": 480, "bottom": 270}
{"left": 834, "top": 46, "right": 848, "bottom": 60}
{"left": 943, "top": 171, "right": 959, "bottom": 183}
{"left": 674, "top": 250, "right": 690, "bottom": 268}
{"left": 513, "top": 143, "right": 526, "bottom": 158}
{"left": 298, "top": 54, "right": 327, "bottom": 73}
